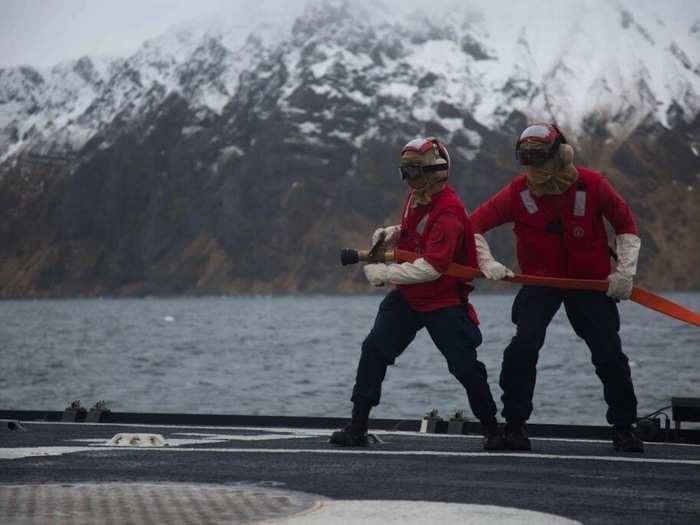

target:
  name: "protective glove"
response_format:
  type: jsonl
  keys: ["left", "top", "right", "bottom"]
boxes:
{"left": 606, "top": 272, "right": 633, "bottom": 300}
{"left": 371, "top": 225, "right": 401, "bottom": 247}
{"left": 606, "top": 233, "right": 641, "bottom": 301}
{"left": 474, "top": 234, "right": 514, "bottom": 280}
{"left": 363, "top": 263, "right": 389, "bottom": 287}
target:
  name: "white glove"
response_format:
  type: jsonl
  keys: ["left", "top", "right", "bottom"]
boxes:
{"left": 474, "top": 234, "right": 514, "bottom": 280}
{"left": 606, "top": 233, "right": 641, "bottom": 301}
{"left": 606, "top": 272, "right": 633, "bottom": 300}
{"left": 372, "top": 225, "right": 401, "bottom": 247}
{"left": 364, "top": 263, "right": 389, "bottom": 287}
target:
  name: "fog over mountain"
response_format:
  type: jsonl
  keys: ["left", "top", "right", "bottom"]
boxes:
{"left": 0, "top": 0, "right": 698, "bottom": 296}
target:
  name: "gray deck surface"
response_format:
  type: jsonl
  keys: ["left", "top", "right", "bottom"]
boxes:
{"left": 1, "top": 420, "right": 699, "bottom": 524}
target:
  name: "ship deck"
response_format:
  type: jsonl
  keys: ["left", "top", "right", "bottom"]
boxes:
{"left": 1, "top": 412, "right": 699, "bottom": 524}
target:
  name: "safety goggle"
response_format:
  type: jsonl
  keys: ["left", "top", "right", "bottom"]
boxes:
{"left": 515, "top": 123, "right": 566, "bottom": 166}
{"left": 398, "top": 163, "right": 447, "bottom": 181}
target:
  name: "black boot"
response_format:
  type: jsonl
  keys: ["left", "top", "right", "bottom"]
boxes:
{"left": 329, "top": 423, "right": 368, "bottom": 446}
{"left": 330, "top": 402, "right": 371, "bottom": 447}
{"left": 482, "top": 421, "right": 506, "bottom": 451}
{"left": 504, "top": 421, "right": 531, "bottom": 451}
{"left": 612, "top": 427, "right": 644, "bottom": 452}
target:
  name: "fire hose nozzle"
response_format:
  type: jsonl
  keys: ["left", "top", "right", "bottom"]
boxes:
{"left": 340, "top": 248, "right": 395, "bottom": 265}
{"left": 340, "top": 249, "right": 360, "bottom": 266}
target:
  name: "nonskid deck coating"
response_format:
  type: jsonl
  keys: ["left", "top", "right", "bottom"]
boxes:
{"left": 1, "top": 420, "right": 699, "bottom": 524}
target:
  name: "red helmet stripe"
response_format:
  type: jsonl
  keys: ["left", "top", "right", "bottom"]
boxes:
{"left": 401, "top": 137, "right": 450, "bottom": 166}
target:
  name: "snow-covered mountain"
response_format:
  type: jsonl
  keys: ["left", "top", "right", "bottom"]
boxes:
{"left": 1, "top": 0, "right": 699, "bottom": 296}
{"left": 1, "top": 0, "right": 698, "bottom": 163}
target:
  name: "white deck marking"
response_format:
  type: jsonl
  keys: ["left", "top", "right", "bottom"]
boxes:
{"left": 275, "top": 500, "right": 581, "bottom": 525}
{"left": 9, "top": 421, "right": 700, "bottom": 448}
{"left": 71, "top": 432, "right": 320, "bottom": 446}
{"left": 0, "top": 447, "right": 94, "bottom": 459}
{"left": 2, "top": 445, "right": 699, "bottom": 466}
{"left": 135, "top": 446, "right": 700, "bottom": 465}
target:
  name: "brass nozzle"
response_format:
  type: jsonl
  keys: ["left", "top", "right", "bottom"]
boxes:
{"left": 340, "top": 249, "right": 395, "bottom": 265}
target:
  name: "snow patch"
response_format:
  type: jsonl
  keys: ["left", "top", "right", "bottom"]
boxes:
{"left": 411, "top": 106, "right": 437, "bottom": 122}
{"left": 441, "top": 118, "right": 464, "bottom": 133}
{"left": 310, "top": 57, "right": 335, "bottom": 78}
{"left": 379, "top": 83, "right": 418, "bottom": 100}
{"left": 310, "top": 84, "right": 335, "bottom": 96}
{"left": 1, "top": 0, "right": 699, "bottom": 164}
{"left": 181, "top": 125, "right": 203, "bottom": 136}
{"left": 220, "top": 145, "right": 244, "bottom": 158}
{"left": 462, "top": 130, "right": 483, "bottom": 147}
{"left": 328, "top": 130, "right": 352, "bottom": 141}
{"left": 456, "top": 146, "right": 477, "bottom": 161}
{"left": 353, "top": 126, "right": 379, "bottom": 149}
{"left": 298, "top": 122, "right": 321, "bottom": 134}
{"left": 345, "top": 90, "right": 372, "bottom": 106}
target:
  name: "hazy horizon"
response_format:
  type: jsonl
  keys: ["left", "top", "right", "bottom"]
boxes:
{"left": 2, "top": 0, "right": 697, "bottom": 69}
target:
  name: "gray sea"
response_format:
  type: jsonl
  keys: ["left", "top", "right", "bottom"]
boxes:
{"left": 1, "top": 293, "right": 698, "bottom": 426}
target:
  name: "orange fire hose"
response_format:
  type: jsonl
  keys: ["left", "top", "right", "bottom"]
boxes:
{"left": 392, "top": 249, "right": 700, "bottom": 328}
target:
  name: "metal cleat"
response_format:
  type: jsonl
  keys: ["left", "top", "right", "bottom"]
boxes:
{"left": 61, "top": 400, "right": 87, "bottom": 422}
{"left": 419, "top": 408, "right": 443, "bottom": 433}
{"left": 447, "top": 410, "right": 467, "bottom": 435}
{"left": 86, "top": 400, "right": 111, "bottom": 423}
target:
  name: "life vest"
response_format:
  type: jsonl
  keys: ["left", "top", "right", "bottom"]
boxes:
{"left": 510, "top": 167, "right": 611, "bottom": 279}
{"left": 396, "top": 184, "right": 479, "bottom": 320}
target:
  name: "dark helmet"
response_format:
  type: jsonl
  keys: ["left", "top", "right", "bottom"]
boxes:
{"left": 515, "top": 123, "right": 567, "bottom": 166}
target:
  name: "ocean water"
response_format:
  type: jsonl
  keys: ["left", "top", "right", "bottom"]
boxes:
{"left": 1, "top": 293, "right": 698, "bottom": 426}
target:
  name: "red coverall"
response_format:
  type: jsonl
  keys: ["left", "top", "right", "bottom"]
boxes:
{"left": 351, "top": 184, "right": 498, "bottom": 425}
{"left": 470, "top": 168, "right": 639, "bottom": 428}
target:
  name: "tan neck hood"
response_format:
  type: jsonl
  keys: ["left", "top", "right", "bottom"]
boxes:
{"left": 525, "top": 143, "right": 579, "bottom": 196}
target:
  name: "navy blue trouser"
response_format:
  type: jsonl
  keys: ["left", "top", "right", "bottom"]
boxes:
{"left": 500, "top": 286, "right": 638, "bottom": 428}
{"left": 351, "top": 290, "right": 498, "bottom": 424}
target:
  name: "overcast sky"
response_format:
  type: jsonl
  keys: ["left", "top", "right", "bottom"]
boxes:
{"left": 0, "top": 0, "right": 277, "bottom": 68}
{"left": 1, "top": 0, "right": 698, "bottom": 69}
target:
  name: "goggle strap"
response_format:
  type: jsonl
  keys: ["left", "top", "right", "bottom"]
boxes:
{"left": 551, "top": 124, "right": 567, "bottom": 144}
{"left": 399, "top": 163, "right": 449, "bottom": 180}
{"left": 400, "top": 163, "right": 448, "bottom": 173}
{"left": 421, "top": 163, "right": 449, "bottom": 172}
{"left": 515, "top": 129, "right": 565, "bottom": 165}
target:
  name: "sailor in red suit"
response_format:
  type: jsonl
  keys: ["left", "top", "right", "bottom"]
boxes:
{"left": 331, "top": 137, "right": 504, "bottom": 450}
{"left": 470, "top": 123, "right": 643, "bottom": 452}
